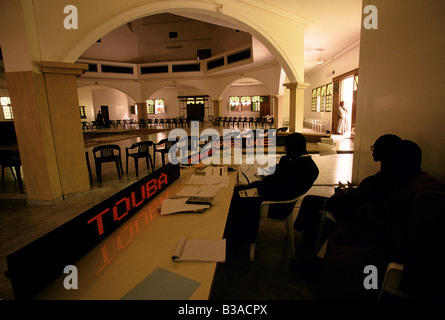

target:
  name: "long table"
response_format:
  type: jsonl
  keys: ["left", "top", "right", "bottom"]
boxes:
{"left": 35, "top": 165, "right": 238, "bottom": 300}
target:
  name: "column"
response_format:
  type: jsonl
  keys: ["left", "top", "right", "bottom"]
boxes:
{"left": 6, "top": 62, "right": 90, "bottom": 204}
{"left": 41, "top": 62, "right": 90, "bottom": 198}
{"left": 136, "top": 101, "right": 147, "bottom": 125}
{"left": 273, "top": 95, "right": 283, "bottom": 129}
{"left": 212, "top": 100, "right": 221, "bottom": 124}
{"left": 283, "top": 82, "right": 309, "bottom": 132}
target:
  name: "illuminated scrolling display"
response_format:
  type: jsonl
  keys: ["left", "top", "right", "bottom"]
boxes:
{"left": 6, "top": 164, "right": 180, "bottom": 300}
{"left": 86, "top": 170, "right": 169, "bottom": 236}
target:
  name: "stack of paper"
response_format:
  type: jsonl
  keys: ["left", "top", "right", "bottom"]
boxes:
{"left": 172, "top": 236, "right": 226, "bottom": 262}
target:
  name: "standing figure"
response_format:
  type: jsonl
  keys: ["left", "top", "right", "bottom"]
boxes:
{"left": 96, "top": 111, "right": 104, "bottom": 130}
{"left": 337, "top": 101, "right": 348, "bottom": 135}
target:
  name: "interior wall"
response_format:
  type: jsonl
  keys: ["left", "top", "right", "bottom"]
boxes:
{"left": 354, "top": 0, "right": 445, "bottom": 184}
{"left": 91, "top": 88, "right": 136, "bottom": 121}
{"left": 303, "top": 44, "right": 360, "bottom": 131}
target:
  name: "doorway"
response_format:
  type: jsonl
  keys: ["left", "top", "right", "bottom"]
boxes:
{"left": 101, "top": 105, "right": 110, "bottom": 128}
{"left": 340, "top": 76, "right": 354, "bottom": 137}
{"left": 331, "top": 69, "right": 358, "bottom": 137}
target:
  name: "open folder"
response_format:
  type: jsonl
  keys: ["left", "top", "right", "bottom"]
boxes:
{"left": 161, "top": 198, "right": 210, "bottom": 215}
{"left": 172, "top": 236, "right": 226, "bottom": 262}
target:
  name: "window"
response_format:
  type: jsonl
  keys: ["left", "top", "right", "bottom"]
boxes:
{"left": 79, "top": 106, "right": 87, "bottom": 119}
{"left": 240, "top": 96, "right": 251, "bottom": 111}
{"left": 146, "top": 99, "right": 164, "bottom": 114}
{"left": 311, "top": 89, "right": 317, "bottom": 112}
{"left": 146, "top": 99, "right": 155, "bottom": 114}
{"left": 311, "top": 83, "right": 333, "bottom": 112}
{"left": 251, "top": 96, "right": 261, "bottom": 112}
{"left": 320, "top": 85, "right": 326, "bottom": 112}
{"left": 155, "top": 99, "right": 165, "bottom": 114}
{"left": 325, "top": 83, "right": 333, "bottom": 112}
{"left": 1, "top": 97, "right": 13, "bottom": 120}
{"left": 229, "top": 96, "right": 240, "bottom": 112}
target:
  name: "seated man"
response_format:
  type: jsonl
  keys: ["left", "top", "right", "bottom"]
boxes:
{"left": 294, "top": 134, "right": 403, "bottom": 249}
{"left": 224, "top": 132, "right": 319, "bottom": 244}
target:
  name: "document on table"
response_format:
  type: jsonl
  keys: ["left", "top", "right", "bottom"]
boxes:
{"left": 204, "top": 166, "right": 228, "bottom": 177}
{"left": 172, "top": 236, "right": 226, "bottom": 262}
{"left": 186, "top": 175, "right": 230, "bottom": 187}
{"left": 175, "top": 185, "right": 221, "bottom": 198}
{"left": 160, "top": 198, "right": 210, "bottom": 215}
{"left": 239, "top": 187, "right": 260, "bottom": 198}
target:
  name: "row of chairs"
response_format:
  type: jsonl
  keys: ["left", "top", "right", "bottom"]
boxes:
{"left": 88, "top": 139, "right": 177, "bottom": 182}
{"left": 214, "top": 116, "right": 274, "bottom": 128}
{"left": 82, "top": 117, "right": 192, "bottom": 131}
{"left": 303, "top": 118, "right": 329, "bottom": 132}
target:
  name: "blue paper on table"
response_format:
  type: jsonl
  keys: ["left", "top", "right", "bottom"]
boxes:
{"left": 121, "top": 267, "right": 201, "bottom": 300}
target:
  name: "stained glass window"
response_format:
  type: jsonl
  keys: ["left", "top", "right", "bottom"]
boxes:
{"left": 1, "top": 97, "right": 13, "bottom": 120}
{"left": 146, "top": 99, "right": 155, "bottom": 114}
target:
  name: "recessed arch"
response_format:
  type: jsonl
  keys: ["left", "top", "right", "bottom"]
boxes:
{"left": 63, "top": 1, "right": 302, "bottom": 83}
{"left": 77, "top": 83, "right": 138, "bottom": 102}
{"left": 218, "top": 76, "right": 274, "bottom": 102}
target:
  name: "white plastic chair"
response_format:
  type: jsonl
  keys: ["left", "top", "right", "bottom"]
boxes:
{"left": 250, "top": 197, "right": 299, "bottom": 261}
{"left": 314, "top": 198, "right": 337, "bottom": 255}
{"left": 379, "top": 263, "right": 409, "bottom": 300}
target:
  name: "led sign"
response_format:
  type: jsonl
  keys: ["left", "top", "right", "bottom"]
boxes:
{"left": 6, "top": 163, "right": 180, "bottom": 300}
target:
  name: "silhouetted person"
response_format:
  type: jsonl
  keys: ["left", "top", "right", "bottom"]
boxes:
{"left": 96, "top": 111, "right": 104, "bottom": 129}
{"left": 224, "top": 133, "right": 319, "bottom": 244}
{"left": 294, "top": 134, "right": 403, "bottom": 248}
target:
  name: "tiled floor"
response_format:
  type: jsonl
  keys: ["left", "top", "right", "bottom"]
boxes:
{"left": 0, "top": 125, "right": 354, "bottom": 300}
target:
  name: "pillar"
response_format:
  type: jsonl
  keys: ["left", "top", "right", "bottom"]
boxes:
{"left": 273, "top": 95, "right": 283, "bottom": 129}
{"left": 283, "top": 82, "right": 309, "bottom": 132}
{"left": 212, "top": 99, "right": 221, "bottom": 124}
{"left": 6, "top": 62, "right": 90, "bottom": 204}
{"left": 136, "top": 101, "right": 147, "bottom": 123}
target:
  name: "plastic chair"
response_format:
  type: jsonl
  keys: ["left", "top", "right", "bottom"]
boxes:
{"left": 250, "top": 197, "right": 299, "bottom": 261}
{"left": 125, "top": 141, "right": 154, "bottom": 176}
{"left": 0, "top": 149, "right": 23, "bottom": 190}
{"left": 314, "top": 198, "right": 337, "bottom": 254}
{"left": 153, "top": 138, "right": 178, "bottom": 168}
{"left": 92, "top": 144, "right": 123, "bottom": 182}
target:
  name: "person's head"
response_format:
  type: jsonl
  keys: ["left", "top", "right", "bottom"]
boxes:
{"left": 284, "top": 132, "right": 308, "bottom": 157}
{"left": 398, "top": 139, "right": 422, "bottom": 176}
{"left": 371, "top": 134, "right": 402, "bottom": 163}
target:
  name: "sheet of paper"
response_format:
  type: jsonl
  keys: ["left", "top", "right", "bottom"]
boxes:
{"left": 239, "top": 188, "right": 259, "bottom": 198}
{"left": 205, "top": 166, "right": 228, "bottom": 177}
{"left": 186, "top": 175, "right": 229, "bottom": 187}
{"left": 175, "top": 185, "right": 221, "bottom": 198}
{"left": 160, "top": 198, "right": 210, "bottom": 215}
{"left": 121, "top": 268, "right": 201, "bottom": 300}
{"left": 172, "top": 236, "right": 226, "bottom": 262}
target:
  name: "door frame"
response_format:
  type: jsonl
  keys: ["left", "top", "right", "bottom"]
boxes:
{"left": 332, "top": 68, "right": 358, "bottom": 135}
